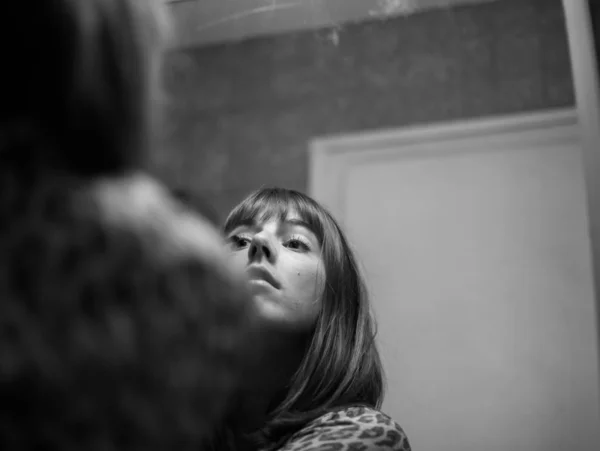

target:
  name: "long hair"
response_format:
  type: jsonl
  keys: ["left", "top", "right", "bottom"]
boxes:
{"left": 224, "top": 187, "right": 385, "bottom": 449}
{"left": 0, "top": 0, "right": 168, "bottom": 175}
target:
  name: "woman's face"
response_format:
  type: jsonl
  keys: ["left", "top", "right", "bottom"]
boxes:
{"left": 226, "top": 211, "right": 325, "bottom": 331}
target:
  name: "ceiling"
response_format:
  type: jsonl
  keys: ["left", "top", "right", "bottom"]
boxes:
{"left": 166, "top": 0, "right": 500, "bottom": 48}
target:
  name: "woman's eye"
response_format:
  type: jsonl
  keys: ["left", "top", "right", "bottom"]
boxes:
{"left": 285, "top": 238, "right": 310, "bottom": 251}
{"left": 229, "top": 235, "right": 251, "bottom": 249}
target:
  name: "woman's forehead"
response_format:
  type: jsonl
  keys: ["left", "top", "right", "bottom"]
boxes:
{"left": 253, "top": 208, "right": 304, "bottom": 226}
{"left": 238, "top": 207, "right": 319, "bottom": 236}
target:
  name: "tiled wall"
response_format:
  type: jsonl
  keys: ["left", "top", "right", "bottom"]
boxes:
{"left": 156, "top": 0, "right": 574, "bottom": 222}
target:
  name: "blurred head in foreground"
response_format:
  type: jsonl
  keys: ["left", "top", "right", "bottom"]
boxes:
{"left": 0, "top": 1, "right": 264, "bottom": 449}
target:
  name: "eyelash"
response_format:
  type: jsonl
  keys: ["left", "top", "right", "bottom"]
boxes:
{"left": 285, "top": 235, "right": 311, "bottom": 251}
{"left": 228, "top": 234, "right": 311, "bottom": 251}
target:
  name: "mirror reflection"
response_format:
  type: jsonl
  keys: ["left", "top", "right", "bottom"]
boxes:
{"left": 2, "top": 1, "right": 599, "bottom": 451}
{"left": 160, "top": 1, "right": 599, "bottom": 450}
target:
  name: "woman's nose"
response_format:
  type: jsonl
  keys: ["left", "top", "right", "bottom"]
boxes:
{"left": 248, "top": 235, "right": 276, "bottom": 263}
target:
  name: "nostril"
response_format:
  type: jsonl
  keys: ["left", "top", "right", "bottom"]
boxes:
{"left": 248, "top": 238, "right": 274, "bottom": 261}
{"left": 249, "top": 243, "right": 257, "bottom": 258}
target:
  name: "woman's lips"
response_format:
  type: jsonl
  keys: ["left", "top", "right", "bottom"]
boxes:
{"left": 246, "top": 265, "right": 281, "bottom": 289}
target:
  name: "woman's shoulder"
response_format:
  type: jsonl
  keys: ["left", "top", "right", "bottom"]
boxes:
{"left": 278, "top": 406, "right": 411, "bottom": 451}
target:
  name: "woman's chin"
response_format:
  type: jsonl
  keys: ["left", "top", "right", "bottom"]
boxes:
{"left": 252, "top": 295, "right": 316, "bottom": 334}
{"left": 252, "top": 294, "right": 286, "bottom": 321}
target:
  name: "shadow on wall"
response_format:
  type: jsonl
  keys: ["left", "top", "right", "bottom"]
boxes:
{"left": 154, "top": 0, "right": 573, "bottom": 222}
{"left": 590, "top": 0, "right": 600, "bottom": 75}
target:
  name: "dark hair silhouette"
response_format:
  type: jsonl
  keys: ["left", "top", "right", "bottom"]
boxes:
{"left": 0, "top": 1, "right": 264, "bottom": 450}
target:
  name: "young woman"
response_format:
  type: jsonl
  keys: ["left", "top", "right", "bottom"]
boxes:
{"left": 0, "top": 1, "right": 266, "bottom": 449}
{"left": 224, "top": 187, "right": 412, "bottom": 451}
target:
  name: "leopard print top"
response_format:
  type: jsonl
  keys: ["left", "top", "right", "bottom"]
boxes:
{"left": 275, "top": 406, "right": 411, "bottom": 451}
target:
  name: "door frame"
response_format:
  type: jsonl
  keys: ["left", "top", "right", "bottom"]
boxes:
{"left": 562, "top": 0, "right": 600, "bottom": 390}
{"left": 310, "top": 0, "right": 600, "bottom": 393}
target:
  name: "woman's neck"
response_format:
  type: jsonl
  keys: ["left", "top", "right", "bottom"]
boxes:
{"left": 236, "top": 324, "right": 311, "bottom": 431}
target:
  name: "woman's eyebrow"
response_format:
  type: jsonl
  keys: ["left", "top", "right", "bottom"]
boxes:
{"left": 228, "top": 219, "right": 257, "bottom": 233}
{"left": 284, "top": 218, "right": 316, "bottom": 235}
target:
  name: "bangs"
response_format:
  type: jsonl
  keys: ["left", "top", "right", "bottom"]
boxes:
{"left": 224, "top": 188, "right": 325, "bottom": 243}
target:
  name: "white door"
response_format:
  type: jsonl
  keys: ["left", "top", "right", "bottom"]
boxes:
{"left": 309, "top": 109, "right": 600, "bottom": 451}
